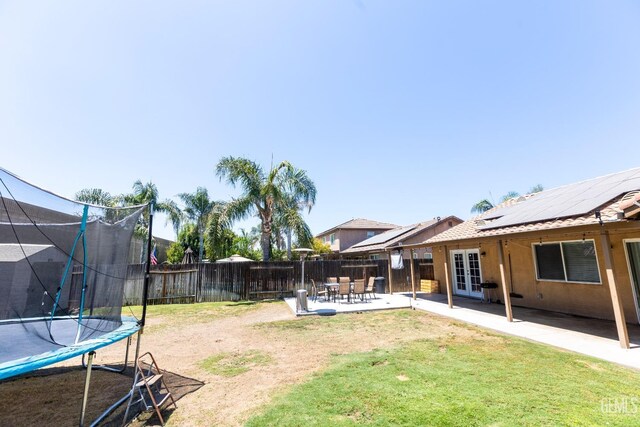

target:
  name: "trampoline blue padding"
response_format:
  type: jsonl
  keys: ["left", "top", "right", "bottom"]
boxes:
{"left": 0, "top": 316, "right": 139, "bottom": 381}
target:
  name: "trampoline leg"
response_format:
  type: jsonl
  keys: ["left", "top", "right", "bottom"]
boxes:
{"left": 80, "top": 351, "right": 95, "bottom": 427}
{"left": 82, "top": 335, "right": 132, "bottom": 373}
{"left": 134, "top": 329, "right": 143, "bottom": 365}
{"left": 122, "top": 330, "right": 144, "bottom": 426}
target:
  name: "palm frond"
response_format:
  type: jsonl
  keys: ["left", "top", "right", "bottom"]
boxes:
{"left": 471, "top": 199, "right": 494, "bottom": 214}
{"left": 500, "top": 191, "right": 521, "bottom": 203}
{"left": 216, "top": 156, "right": 263, "bottom": 198}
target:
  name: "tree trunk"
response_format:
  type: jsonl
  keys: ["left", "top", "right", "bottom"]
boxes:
{"left": 260, "top": 204, "right": 273, "bottom": 261}
{"left": 198, "top": 222, "right": 204, "bottom": 262}
{"left": 261, "top": 231, "right": 271, "bottom": 261}
{"left": 286, "top": 228, "right": 292, "bottom": 260}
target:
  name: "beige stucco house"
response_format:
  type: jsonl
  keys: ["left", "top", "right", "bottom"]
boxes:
{"left": 315, "top": 218, "right": 398, "bottom": 255}
{"left": 341, "top": 216, "right": 462, "bottom": 260}
{"left": 410, "top": 168, "right": 640, "bottom": 348}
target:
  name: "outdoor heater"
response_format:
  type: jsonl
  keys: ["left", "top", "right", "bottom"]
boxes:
{"left": 293, "top": 248, "right": 313, "bottom": 313}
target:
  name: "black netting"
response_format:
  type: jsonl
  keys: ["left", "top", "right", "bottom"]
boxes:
{"left": 0, "top": 168, "right": 145, "bottom": 363}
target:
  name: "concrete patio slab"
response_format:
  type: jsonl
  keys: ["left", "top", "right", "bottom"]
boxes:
{"left": 284, "top": 293, "right": 411, "bottom": 316}
{"left": 409, "top": 292, "right": 640, "bottom": 370}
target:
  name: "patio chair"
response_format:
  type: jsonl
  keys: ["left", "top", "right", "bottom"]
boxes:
{"left": 352, "top": 279, "right": 365, "bottom": 301}
{"left": 311, "top": 279, "right": 329, "bottom": 302}
{"left": 338, "top": 276, "right": 351, "bottom": 285}
{"left": 337, "top": 282, "right": 351, "bottom": 303}
{"left": 327, "top": 277, "right": 338, "bottom": 283}
{"left": 365, "top": 277, "right": 376, "bottom": 300}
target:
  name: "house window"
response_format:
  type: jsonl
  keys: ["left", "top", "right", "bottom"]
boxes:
{"left": 370, "top": 254, "right": 380, "bottom": 260}
{"left": 366, "top": 231, "right": 375, "bottom": 238}
{"left": 330, "top": 233, "right": 335, "bottom": 244}
{"left": 533, "top": 240, "right": 600, "bottom": 284}
{"left": 413, "top": 252, "right": 418, "bottom": 259}
{"left": 423, "top": 252, "right": 433, "bottom": 262}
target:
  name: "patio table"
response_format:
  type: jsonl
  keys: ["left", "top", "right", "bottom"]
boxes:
{"left": 324, "top": 283, "right": 339, "bottom": 302}
{"left": 325, "top": 283, "right": 355, "bottom": 303}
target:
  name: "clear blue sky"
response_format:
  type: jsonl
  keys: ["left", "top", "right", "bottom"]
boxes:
{"left": 2, "top": 1, "right": 639, "bottom": 240}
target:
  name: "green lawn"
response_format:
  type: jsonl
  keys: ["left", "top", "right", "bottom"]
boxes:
{"left": 123, "top": 300, "right": 265, "bottom": 331}
{"left": 122, "top": 301, "right": 640, "bottom": 426}
{"left": 247, "top": 318, "right": 640, "bottom": 426}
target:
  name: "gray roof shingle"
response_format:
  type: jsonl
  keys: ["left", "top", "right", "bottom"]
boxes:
{"left": 315, "top": 218, "right": 399, "bottom": 237}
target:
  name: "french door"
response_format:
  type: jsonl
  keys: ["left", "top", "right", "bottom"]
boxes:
{"left": 624, "top": 240, "right": 640, "bottom": 324}
{"left": 450, "top": 249, "right": 484, "bottom": 298}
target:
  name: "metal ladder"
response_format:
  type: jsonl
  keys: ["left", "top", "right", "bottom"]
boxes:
{"left": 122, "top": 352, "right": 177, "bottom": 426}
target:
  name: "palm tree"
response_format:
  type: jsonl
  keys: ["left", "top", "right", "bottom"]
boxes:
{"left": 162, "top": 199, "right": 184, "bottom": 237}
{"left": 215, "top": 156, "right": 316, "bottom": 261}
{"left": 231, "top": 228, "right": 261, "bottom": 260}
{"left": 122, "top": 180, "right": 181, "bottom": 262}
{"left": 500, "top": 191, "right": 521, "bottom": 203}
{"left": 471, "top": 192, "right": 519, "bottom": 214}
{"left": 529, "top": 184, "right": 544, "bottom": 193}
{"left": 471, "top": 185, "right": 545, "bottom": 214}
{"left": 273, "top": 195, "right": 313, "bottom": 259}
{"left": 75, "top": 188, "right": 117, "bottom": 206}
{"left": 178, "top": 187, "right": 225, "bottom": 262}
{"left": 470, "top": 199, "right": 494, "bottom": 214}
{"left": 124, "top": 180, "right": 179, "bottom": 221}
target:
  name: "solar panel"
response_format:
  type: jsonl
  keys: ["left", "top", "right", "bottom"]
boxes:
{"left": 350, "top": 224, "right": 416, "bottom": 248}
{"left": 478, "top": 168, "right": 640, "bottom": 230}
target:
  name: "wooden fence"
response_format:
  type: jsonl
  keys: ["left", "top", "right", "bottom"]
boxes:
{"left": 123, "top": 259, "right": 434, "bottom": 305}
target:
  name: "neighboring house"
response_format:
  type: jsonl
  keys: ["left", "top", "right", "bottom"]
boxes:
{"left": 315, "top": 218, "right": 398, "bottom": 255}
{"left": 0, "top": 244, "right": 67, "bottom": 319}
{"left": 129, "top": 235, "right": 173, "bottom": 264}
{"left": 341, "top": 216, "right": 463, "bottom": 260}
{"left": 414, "top": 168, "right": 640, "bottom": 348}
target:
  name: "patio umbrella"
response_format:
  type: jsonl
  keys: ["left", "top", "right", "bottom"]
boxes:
{"left": 215, "top": 254, "right": 254, "bottom": 263}
{"left": 181, "top": 247, "right": 195, "bottom": 264}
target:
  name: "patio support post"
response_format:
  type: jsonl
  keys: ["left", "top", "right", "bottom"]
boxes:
{"left": 497, "top": 240, "right": 513, "bottom": 322}
{"left": 387, "top": 251, "right": 394, "bottom": 294}
{"left": 410, "top": 249, "right": 417, "bottom": 300}
{"left": 600, "top": 229, "right": 630, "bottom": 349}
{"left": 443, "top": 245, "right": 453, "bottom": 308}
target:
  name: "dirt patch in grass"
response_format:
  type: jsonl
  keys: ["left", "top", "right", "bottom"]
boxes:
{"left": 199, "top": 350, "right": 273, "bottom": 377}
{"left": 0, "top": 302, "right": 517, "bottom": 426}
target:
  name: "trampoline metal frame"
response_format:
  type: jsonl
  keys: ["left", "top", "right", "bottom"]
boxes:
{"left": 79, "top": 205, "right": 155, "bottom": 427}
{"left": 80, "top": 328, "right": 145, "bottom": 427}
{"left": 0, "top": 170, "right": 154, "bottom": 427}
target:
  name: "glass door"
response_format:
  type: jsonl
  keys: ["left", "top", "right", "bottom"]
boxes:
{"left": 450, "top": 249, "right": 484, "bottom": 299}
{"left": 451, "top": 250, "right": 468, "bottom": 296}
{"left": 624, "top": 241, "right": 640, "bottom": 324}
{"left": 467, "top": 250, "right": 484, "bottom": 298}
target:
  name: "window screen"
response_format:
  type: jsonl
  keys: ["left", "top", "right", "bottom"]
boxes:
{"left": 562, "top": 241, "right": 600, "bottom": 283}
{"left": 534, "top": 240, "right": 601, "bottom": 284}
{"left": 535, "top": 244, "right": 565, "bottom": 281}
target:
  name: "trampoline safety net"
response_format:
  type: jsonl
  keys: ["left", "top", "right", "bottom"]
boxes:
{"left": 0, "top": 168, "right": 145, "bottom": 366}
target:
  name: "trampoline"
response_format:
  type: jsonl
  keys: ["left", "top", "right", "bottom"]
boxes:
{"left": 0, "top": 316, "right": 139, "bottom": 381}
{"left": 0, "top": 167, "right": 154, "bottom": 425}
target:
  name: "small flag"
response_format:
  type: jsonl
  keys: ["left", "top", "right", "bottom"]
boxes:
{"left": 150, "top": 244, "right": 158, "bottom": 265}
